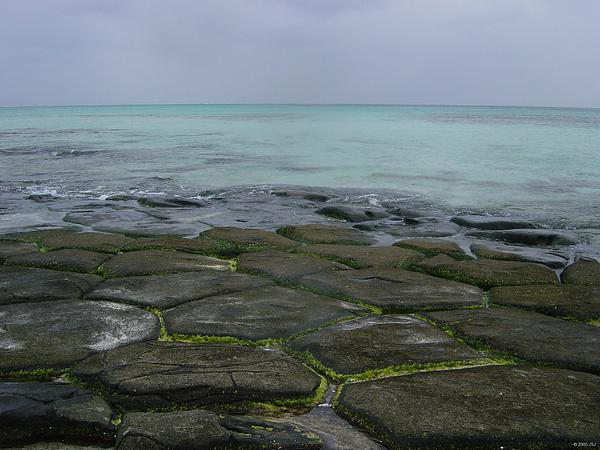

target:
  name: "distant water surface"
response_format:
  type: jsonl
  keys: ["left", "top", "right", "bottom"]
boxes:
{"left": 1, "top": 104, "right": 599, "bottom": 227}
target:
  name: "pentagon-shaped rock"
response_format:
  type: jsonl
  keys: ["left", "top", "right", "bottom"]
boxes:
{"left": 466, "top": 228, "right": 577, "bottom": 246}
{"left": 425, "top": 307, "right": 600, "bottom": 373}
{"left": 489, "top": 285, "right": 600, "bottom": 320}
{"left": 1, "top": 229, "right": 133, "bottom": 253}
{"left": 163, "top": 286, "right": 366, "bottom": 340}
{"left": 0, "top": 382, "right": 115, "bottom": 447}
{"left": 450, "top": 215, "right": 536, "bottom": 230}
{"left": 315, "top": 206, "right": 388, "bottom": 223}
{"left": 277, "top": 224, "right": 374, "bottom": 245}
{"left": 562, "top": 260, "right": 600, "bottom": 287}
{"left": 296, "top": 268, "right": 482, "bottom": 312}
{"left": 99, "top": 250, "right": 229, "bottom": 277}
{"left": 288, "top": 315, "right": 483, "bottom": 375}
{"left": 87, "top": 271, "right": 271, "bottom": 309}
{"left": 394, "top": 238, "right": 469, "bottom": 260}
{"left": 199, "top": 227, "right": 299, "bottom": 253}
{"left": 237, "top": 250, "right": 350, "bottom": 282}
{"left": 0, "top": 266, "right": 102, "bottom": 305}
{"left": 72, "top": 342, "right": 321, "bottom": 410}
{"left": 0, "top": 241, "right": 37, "bottom": 262}
{"left": 335, "top": 365, "right": 600, "bottom": 449}
{"left": 471, "top": 242, "right": 568, "bottom": 269}
{"left": 5, "top": 249, "right": 111, "bottom": 274}
{"left": 0, "top": 300, "right": 160, "bottom": 370}
{"left": 116, "top": 409, "right": 322, "bottom": 450}
{"left": 121, "top": 236, "right": 220, "bottom": 255}
{"left": 295, "top": 244, "right": 424, "bottom": 269}
{"left": 416, "top": 254, "right": 558, "bottom": 289}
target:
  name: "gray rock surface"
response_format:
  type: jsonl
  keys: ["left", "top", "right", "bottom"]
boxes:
{"left": 466, "top": 228, "right": 577, "bottom": 245}
{"left": 425, "top": 307, "right": 600, "bottom": 373}
{"left": 450, "top": 215, "right": 536, "bottom": 230}
{"left": 0, "top": 300, "right": 159, "bottom": 370}
{"left": 0, "top": 241, "right": 37, "bottom": 262}
{"left": 381, "top": 219, "right": 461, "bottom": 238}
{"left": 394, "top": 238, "right": 469, "bottom": 260}
{"left": 295, "top": 244, "right": 423, "bottom": 269}
{"left": 315, "top": 206, "right": 388, "bottom": 223}
{"left": 138, "top": 196, "right": 208, "bottom": 208}
{"left": 277, "top": 225, "right": 374, "bottom": 245}
{"left": 0, "top": 382, "right": 114, "bottom": 447}
{"left": 471, "top": 242, "right": 568, "bottom": 269}
{"left": 5, "top": 249, "right": 111, "bottom": 273}
{"left": 288, "top": 315, "right": 483, "bottom": 375}
{"left": 163, "top": 285, "right": 366, "bottom": 340}
{"left": 335, "top": 365, "right": 600, "bottom": 448}
{"left": 562, "top": 259, "right": 600, "bottom": 287}
{"left": 72, "top": 342, "right": 321, "bottom": 410}
{"left": 200, "top": 227, "right": 299, "bottom": 253}
{"left": 121, "top": 235, "right": 221, "bottom": 254}
{"left": 1, "top": 230, "right": 133, "bottom": 253}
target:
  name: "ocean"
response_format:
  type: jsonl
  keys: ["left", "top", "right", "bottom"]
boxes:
{"left": 1, "top": 104, "right": 599, "bottom": 230}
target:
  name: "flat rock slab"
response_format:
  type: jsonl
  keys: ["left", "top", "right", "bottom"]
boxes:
{"left": 394, "top": 238, "right": 469, "bottom": 260}
{"left": 200, "top": 227, "right": 299, "bottom": 254}
{"left": 471, "top": 242, "right": 568, "bottom": 269}
{"left": 377, "top": 219, "right": 461, "bottom": 238}
{"left": 277, "top": 224, "right": 374, "bottom": 245}
{"left": 315, "top": 205, "right": 388, "bottom": 223}
{"left": 99, "top": 250, "right": 229, "bottom": 277}
{"left": 237, "top": 250, "right": 351, "bottom": 282}
{"left": 116, "top": 409, "right": 321, "bottom": 450}
{"left": 2, "top": 229, "right": 133, "bottom": 253}
{"left": 562, "top": 260, "right": 600, "bottom": 286}
{"left": 335, "top": 365, "right": 600, "bottom": 449}
{"left": 0, "top": 300, "right": 159, "bottom": 371}
{"left": 489, "top": 285, "right": 600, "bottom": 320}
{"left": 425, "top": 307, "right": 600, "bottom": 373}
{"left": 416, "top": 254, "right": 558, "bottom": 289}
{"left": 296, "top": 267, "right": 483, "bottom": 312}
{"left": 137, "top": 196, "right": 208, "bottom": 208}
{"left": 5, "top": 249, "right": 112, "bottom": 274}
{"left": 296, "top": 244, "right": 424, "bottom": 269}
{"left": 87, "top": 270, "right": 272, "bottom": 309}
{"left": 288, "top": 315, "right": 483, "bottom": 375}
{"left": 163, "top": 285, "right": 366, "bottom": 340}
{"left": 466, "top": 228, "right": 577, "bottom": 246}
{"left": 0, "top": 382, "right": 114, "bottom": 447}
{"left": 72, "top": 342, "right": 321, "bottom": 410}
{"left": 121, "top": 236, "right": 221, "bottom": 255}
{"left": 0, "top": 266, "right": 102, "bottom": 305}
{"left": 0, "top": 241, "right": 37, "bottom": 262}
{"left": 450, "top": 215, "right": 536, "bottom": 230}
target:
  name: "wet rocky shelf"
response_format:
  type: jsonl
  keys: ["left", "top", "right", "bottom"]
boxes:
{"left": 1, "top": 216, "right": 599, "bottom": 449}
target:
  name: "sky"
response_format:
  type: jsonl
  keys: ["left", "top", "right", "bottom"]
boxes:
{"left": 1, "top": 0, "right": 599, "bottom": 107}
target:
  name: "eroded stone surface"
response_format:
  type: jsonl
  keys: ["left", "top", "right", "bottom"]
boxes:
{"left": 0, "top": 241, "right": 37, "bottom": 262}
{"left": 315, "top": 206, "right": 388, "bottom": 223}
{"left": 138, "top": 196, "right": 208, "bottom": 208}
{"left": 288, "top": 315, "right": 483, "bottom": 374}
{"left": 277, "top": 224, "right": 374, "bottom": 245}
{"left": 425, "top": 307, "right": 600, "bottom": 373}
{"left": 335, "top": 365, "right": 600, "bottom": 449}
{"left": 380, "top": 219, "right": 461, "bottom": 238}
{"left": 99, "top": 250, "right": 229, "bottom": 277}
{"left": 121, "top": 235, "right": 222, "bottom": 255}
{"left": 163, "top": 285, "right": 366, "bottom": 340}
{"left": 116, "top": 409, "right": 321, "bottom": 450}
{"left": 87, "top": 270, "right": 271, "bottom": 309}
{"left": 0, "top": 266, "right": 102, "bottom": 305}
{"left": 0, "top": 382, "right": 114, "bottom": 447}
{"left": 200, "top": 227, "right": 299, "bottom": 253}
{"left": 1, "top": 230, "right": 133, "bottom": 253}
{"left": 450, "top": 215, "right": 536, "bottom": 230}
{"left": 0, "top": 300, "right": 160, "bottom": 370}
{"left": 297, "top": 267, "right": 483, "bottom": 312}
{"left": 466, "top": 228, "right": 577, "bottom": 246}
{"left": 471, "top": 242, "right": 568, "bottom": 269}
{"left": 562, "top": 259, "right": 600, "bottom": 287}
{"left": 295, "top": 244, "right": 423, "bottom": 269}
{"left": 5, "top": 249, "right": 112, "bottom": 274}
{"left": 416, "top": 254, "right": 558, "bottom": 289}
{"left": 394, "top": 238, "right": 468, "bottom": 260}
{"left": 489, "top": 285, "right": 600, "bottom": 320}
{"left": 72, "top": 342, "right": 321, "bottom": 410}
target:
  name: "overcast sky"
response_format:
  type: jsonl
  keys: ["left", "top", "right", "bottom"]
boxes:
{"left": 1, "top": 0, "right": 599, "bottom": 107}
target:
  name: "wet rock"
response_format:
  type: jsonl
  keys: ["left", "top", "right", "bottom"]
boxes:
{"left": 26, "top": 193, "right": 56, "bottom": 203}
{"left": 562, "top": 259, "right": 600, "bottom": 287}
{"left": 450, "top": 215, "right": 536, "bottom": 230}
{"left": 416, "top": 254, "right": 558, "bottom": 289}
{"left": 199, "top": 227, "right": 299, "bottom": 254}
{"left": 288, "top": 315, "right": 483, "bottom": 375}
{"left": 116, "top": 409, "right": 321, "bottom": 450}
{"left": 0, "top": 300, "right": 159, "bottom": 370}
{"left": 1, "top": 229, "right": 133, "bottom": 253}
{"left": 295, "top": 244, "right": 424, "bottom": 269}
{"left": 163, "top": 286, "right": 366, "bottom": 340}
{"left": 98, "top": 250, "right": 229, "bottom": 277}
{"left": 72, "top": 342, "right": 321, "bottom": 410}
{"left": 296, "top": 267, "right": 482, "bottom": 312}
{"left": 466, "top": 228, "right": 577, "bottom": 245}
{"left": 138, "top": 196, "right": 208, "bottom": 208}
{"left": 271, "top": 189, "right": 331, "bottom": 202}
{"left": 393, "top": 238, "right": 468, "bottom": 260}
{"left": 106, "top": 194, "right": 139, "bottom": 201}
{"left": 489, "top": 285, "right": 600, "bottom": 320}
{"left": 5, "top": 249, "right": 112, "bottom": 274}
{"left": 425, "top": 307, "right": 600, "bottom": 373}
{"left": 335, "top": 365, "right": 600, "bottom": 449}
{"left": 237, "top": 250, "right": 351, "bottom": 282}
{"left": 385, "top": 206, "right": 428, "bottom": 220}
{"left": 0, "top": 382, "right": 114, "bottom": 447}
{"left": 0, "top": 241, "right": 37, "bottom": 262}
{"left": 121, "top": 235, "right": 221, "bottom": 255}
{"left": 0, "top": 266, "right": 102, "bottom": 305}
{"left": 471, "top": 242, "right": 568, "bottom": 269}
{"left": 277, "top": 225, "right": 374, "bottom": 246}
{"left": 315, "top": 206, "right": 388, "bottom": 223}
{"left": 383, "top": 218, "right": 461, "bottom": 238}
{"left": 87, "top": 270, "right": 271, "bottom": 309}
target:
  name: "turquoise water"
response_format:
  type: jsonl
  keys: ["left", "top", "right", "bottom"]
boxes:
{"left": 1, "top": 104, "right": 599, "bottom": 226}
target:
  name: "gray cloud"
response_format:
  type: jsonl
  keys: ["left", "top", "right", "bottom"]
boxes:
{"left": 1, "top": 0, "right": 599, "bottom": 107}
